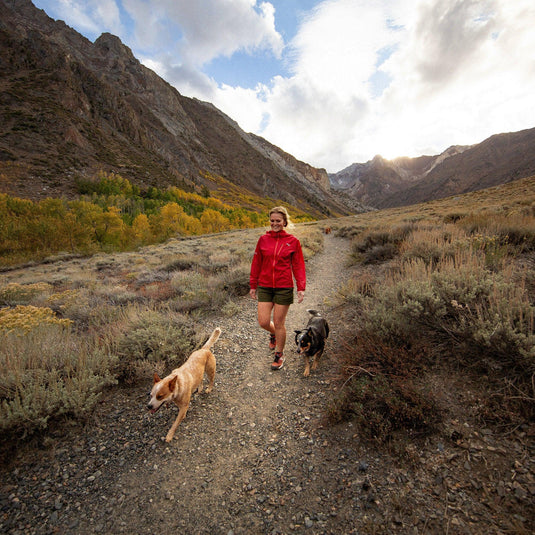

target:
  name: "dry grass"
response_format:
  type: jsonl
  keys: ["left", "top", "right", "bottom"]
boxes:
{"left": 0, "top": 220, "right": 324, "bottom": 436}
{"left": 2, "top": 176, "right": 534, "bottom": 438}
{"left": 328, "top": 176, "right": 535, "bottom": 438}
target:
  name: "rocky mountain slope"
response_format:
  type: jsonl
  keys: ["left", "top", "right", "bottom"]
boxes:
{"left": 330, "top": 127, "right": 535, "bottom": 208}
{"left": 0, "top": 0, "right": 352, "bottom": 218}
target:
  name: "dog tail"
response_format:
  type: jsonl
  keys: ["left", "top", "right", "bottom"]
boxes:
{"left": 202, "top": 327, "right": 221, "bottom": 349}
{"left": 307, "top": 309, "right": 321, "bottom": 317}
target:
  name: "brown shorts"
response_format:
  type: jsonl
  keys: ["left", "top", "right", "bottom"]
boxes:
{"left": 257, "top": 286, "right": 294, "bottom": 305}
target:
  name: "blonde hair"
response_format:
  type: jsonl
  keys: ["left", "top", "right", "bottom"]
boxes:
{"left": 269, "top": 206, "right": 293, "bottom": 229}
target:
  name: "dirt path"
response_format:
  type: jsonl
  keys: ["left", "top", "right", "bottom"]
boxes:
{"left": 123, "top": 233, "right": 353, "bottom": 534}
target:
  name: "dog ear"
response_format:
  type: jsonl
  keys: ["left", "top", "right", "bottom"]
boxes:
{"left": 153, "top": 373, "right": 161, "bottom": 384}
{"left": 169, "top": 375, "right": 178, "bottom": 391}
{"left": 294, "top": 330, "right": 301, "bottom": 334}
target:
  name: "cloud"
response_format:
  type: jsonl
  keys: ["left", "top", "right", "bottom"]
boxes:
{"left": 411, "top": 1, "right": 497, "bottom": 86}
{"left": 54, "top": 0, "right": 123, "bottom": 36}
{"left": 142, "top": 55, "right": 219, "bottom": 101}
{"left": 123, "top": 0, "right": 283, "bottom": 64}
{"left": 251, "top": 0, "right": 535, "bottom": 170}
{"left": 256, "top": 0, "right": 400, "bottom": 170}
{"left": 374, "top": 0, "right": 535, "bottom": 155}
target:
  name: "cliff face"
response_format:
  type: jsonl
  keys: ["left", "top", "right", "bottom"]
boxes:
{"left": 0, "top": 0, "right": 354, "bottom": 217}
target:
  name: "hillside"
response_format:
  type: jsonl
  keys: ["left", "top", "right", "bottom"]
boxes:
{"left": 0, "top": 0, "right": 352, "bottom": 218}
{"left": 330, "top": 127, "right": 535, "bottom": 208}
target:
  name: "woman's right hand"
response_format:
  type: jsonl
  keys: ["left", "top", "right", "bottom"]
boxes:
{"left": 249, "top": 288, "right": 257, "bottom": 300}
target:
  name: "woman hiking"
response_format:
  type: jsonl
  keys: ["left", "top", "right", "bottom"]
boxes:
{"left": 249, "top": 206, "right": 306, "bottom": 370}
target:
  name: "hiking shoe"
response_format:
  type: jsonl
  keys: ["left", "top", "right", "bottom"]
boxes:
{"left": 269, "top": 334, "right": 277, "bottom": 350}
{"left": 271, "top": 352, "right": 285, "bottom": 370}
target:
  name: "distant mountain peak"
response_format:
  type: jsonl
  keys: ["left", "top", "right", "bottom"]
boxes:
{"left": 330, "top": 128, "right": 535, "bottom": 208}
{"left": 94, "top": 32, "right": 135, "bottom": 59}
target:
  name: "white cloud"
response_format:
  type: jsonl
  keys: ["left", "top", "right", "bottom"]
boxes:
{"left": 123, "top": 0, "right": 283, "bottom": 64}
{"left": 55, "top": 0, "right": 123, "bottom": 36}
{"left": 372, "top": 0, "right": 535, "bottom": 159}
{"left": 212, "top": 83, "right": 269, "bottom": 132}
{"left": 241, "top": 0, "right": 535, "bottom": 170}
{"left": 256, "top": 0, "right": 404, "bottom": 170}
{"left": 142, "top": 55, "right": 219, "bottom": 101}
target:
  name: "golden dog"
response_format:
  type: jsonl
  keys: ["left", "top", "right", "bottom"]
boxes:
{"left": 148, "top": 327, "right": 221, "bottom": 442}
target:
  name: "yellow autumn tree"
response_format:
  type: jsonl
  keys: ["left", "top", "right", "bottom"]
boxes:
{"left": 200, "top": 208, "right": 230, "bottom": 234}
{"left": 158, "top": 202, "right": 186, "bottom": 238}
{"left": 131, "top": 213, "right": 152, "bottom": 245}
{"left": 179, "top": 213, "right": 203, "bottom": 235}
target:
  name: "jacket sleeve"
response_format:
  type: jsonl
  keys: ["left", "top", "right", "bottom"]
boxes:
{"left": 292, "top": 239, "right": 306, "bottom": 291}
{"left": 249, "top": 238, "right": 262, "bottom": 289}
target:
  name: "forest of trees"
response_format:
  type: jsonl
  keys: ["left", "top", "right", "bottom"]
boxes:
{"left": 0, "top": 172, "right": 273, "bottom": 266}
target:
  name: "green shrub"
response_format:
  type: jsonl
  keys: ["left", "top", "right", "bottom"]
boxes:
{"left": 168, "top": 271, "right": 214, "bottom": 312}
{"left": 0, "top": 326, "right": 116, "bottom": 437}
{"left": 113, "top": 309, "right": 197, "bottom": 381}
{"left": 361, "top": 243, "right": 398, "bottom": 264}
{"left": 443, "top": 212, "right": 466, "bottom": 223}
{"left": 364, "top": 254, "right": 535, "bottom": 370}
{"left": 298, "top": 228, "right": 324, "bottom": 260}
{"left": 218, "top": 265, "right": 250, "bottom": 297}
{"left": 221, "top": 299, "right": 242, "bottom": 317}
{"left": 329, "top": 334, "right": 439, "bottom": 441}
{"left": 163, "top": 256, "right": 198, "bottom": 272}
{"left": 349, "top": 226, "right": 412, "bottom": 265}
{"left": 335, "top": 224, "right": 366, "bottom": 239}
{"left": 0, "top": 282, "right": 52, "bottom": 305}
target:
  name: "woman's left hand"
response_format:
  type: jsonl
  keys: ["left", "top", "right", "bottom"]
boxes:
{"left": 297, "top": 290, "right": 304, "bottom": 304}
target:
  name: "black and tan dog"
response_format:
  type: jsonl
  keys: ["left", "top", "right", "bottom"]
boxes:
{"left": 294, "top": 309, "right": 329, "bottom": 377}
{"left": 148, "top": 327, "right": 221, "bottom": 442}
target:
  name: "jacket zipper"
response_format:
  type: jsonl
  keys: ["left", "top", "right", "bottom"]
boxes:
{"left": 272, "top": 235, "right": 284, "bottom": 288}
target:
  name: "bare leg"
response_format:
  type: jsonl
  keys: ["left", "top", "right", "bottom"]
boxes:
{"left": 272, "top": 304, "right": 290, "bottom": 353}
{"left": 257, "top": 301, "right": 275, "bottom": 335}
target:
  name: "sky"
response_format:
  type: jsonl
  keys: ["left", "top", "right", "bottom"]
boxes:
{"left": 32, "top": 0, "right": 535, "bottom": 173}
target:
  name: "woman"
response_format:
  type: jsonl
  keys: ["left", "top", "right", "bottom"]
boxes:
{"left": 249, "top": 206, "right": 306, "bottom": 370}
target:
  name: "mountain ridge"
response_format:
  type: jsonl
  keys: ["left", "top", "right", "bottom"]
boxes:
{"left": 330, "top": 128, "right": 535, "bottom": 208}
{"left": 0, "top": 0, "right": 353, "bottom": 218}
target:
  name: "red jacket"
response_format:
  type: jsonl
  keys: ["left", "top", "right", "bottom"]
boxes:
{"left": 250, "top": 230, "right": 306, "bottom": 291}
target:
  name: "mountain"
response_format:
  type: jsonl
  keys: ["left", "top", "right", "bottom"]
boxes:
{"left": 330, "top": 128, "right": 535, "bottom": 208}
{"left": 0, "top": 0, "right": 353, "bottom": 218}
